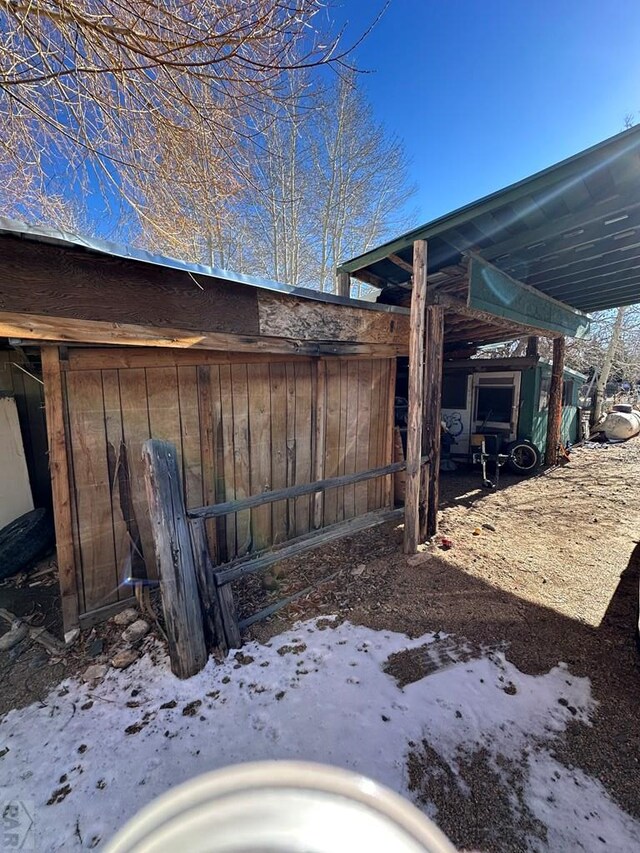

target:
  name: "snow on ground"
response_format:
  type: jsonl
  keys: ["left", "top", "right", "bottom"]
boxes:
{"left": 1, "top": 617, "right": 639, "bottom": 851}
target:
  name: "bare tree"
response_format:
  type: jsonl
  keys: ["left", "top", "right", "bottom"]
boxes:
{"left": 0, "top": 1, "right": 371, "bottom": 244}
{"left": 233, "top": 72, "right": 416, "bottom": 291}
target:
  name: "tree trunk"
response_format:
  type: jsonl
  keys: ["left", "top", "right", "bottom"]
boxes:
{"left": 593, "top": 306, "right": 626, "bottom": 424}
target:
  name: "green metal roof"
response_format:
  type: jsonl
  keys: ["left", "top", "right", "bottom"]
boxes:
{"left": 339, "top": 125, "right": 640, "bottom": 313}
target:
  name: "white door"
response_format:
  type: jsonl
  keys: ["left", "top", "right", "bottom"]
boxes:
{"left": 471, "top": 372, "right": 521, "bottom": 441}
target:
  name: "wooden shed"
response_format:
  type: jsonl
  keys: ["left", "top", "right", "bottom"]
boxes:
{"left": 4, "top": 127, "right": 640, "bottom": 650}
{"left": 0, "top": 220, "right": 408, "bottom": 635}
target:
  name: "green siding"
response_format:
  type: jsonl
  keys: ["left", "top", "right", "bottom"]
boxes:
{"left": 469, "top": 259, "right": 591, "bottom": 339}
{"left": 527, "top": 364, "right": 580, "bottom": 453}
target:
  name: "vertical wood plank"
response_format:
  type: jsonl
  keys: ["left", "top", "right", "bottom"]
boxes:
{"left": 65, "top": 370, "right": 118, "bottom": 611}
{"left": 354, "top": 360, "right": 372, "bottom": 516}
{"left": 231, "top": 364, "right": 251, "bottom": 555}
{"left": 343, "top": 360, "right": 359, "bottom": 520}
{"left": 247, "top": 363, "right": 272, "bottom": 549}
{"left": 423, "top": 306, "right": 445, "bottom": 540}
{"left": 41, "top": 347, "right": 80, "bottom": 632}
{"left": 146, "top": 367, "right": 182, "bottom": 449}
{"left": 269, "top": 362, "right": 288, "bottom": 544}
{"left": 177, "top": 366, "right": 204, "bottom": 511}
{"left": 336, "top": 360, "right": 349, "bottom": 522}
{"left": 313, "top": 359, "right": 327, "bottom": 529}
{"left": 102, "top": 369, "right": 140, "bottom": 597}
{"left": 545, "top": 336, "right": 566, "bottom": 466}
{"left": 322, "top": 360, "right": 341, "bottom": 526}
{"left": 218, "top": 365, "right": 237, "bottom": 560}
{"left": 293, "top": 361, "right": 313, "bottom": 535}
{"left": 285, "top": 362, "right": 297, "bottom": 536}
{"left": 367, "top": 360, "right": 382, "bottom": 511}
{"left": 383, "top": 358, "right": 397, "bottom": 508}
{"left": 197, "top": 365, "right": 219, "bottom": 562}
{"left": 404, "top": 239, "right": 428, "bottom": 554}
{"left": 118, "top": 368, "right": 157, "bottom": 577}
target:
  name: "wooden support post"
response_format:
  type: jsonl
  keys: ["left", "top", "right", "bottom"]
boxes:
{"left": 41, "top": 346, "right": 79, "bottom": 637}
{"left": 422, "top": 305, "right": 444, "bottom": 540}
{"left": 525, "top": 336, "right": 539, "bottom": 358}
{"left": 189, "top": 518, "right": 228, "bottom": 655}
{"left": 142, "top": 439, "right": 207, "bottom": 678}
{"left": 336, "top": 270, "right": 351, "bottom": 298}
{"left": 545, "top": 337, "right": 566, "bottom": 466}
{"left": 404, "top": 239, "right": 428, "bottom": 554}
{"left": 313, "top": 360, "right": 327, "bottom": 529}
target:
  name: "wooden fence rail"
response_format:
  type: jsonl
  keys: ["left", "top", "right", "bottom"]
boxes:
{"left": 187, "top": 460, "right": 408, "bottom": 519}
{"left": 143, "top": 438, "right": 407, "bottom": 675}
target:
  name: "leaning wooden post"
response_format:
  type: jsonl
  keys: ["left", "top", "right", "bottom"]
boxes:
{"left": 544, "top": 336, "right": 566, "bottom": 466}
{"left": 336, "top": 270, "right": 351, "bottom": 297}
{"left": 422, "top": 305, "right": 445, "bottom": 540}
{"left": 142, "top": 439, "right": 207, "bottom": 678}
{"left": 404, "top": 239, "right": 428, "bottom": 554}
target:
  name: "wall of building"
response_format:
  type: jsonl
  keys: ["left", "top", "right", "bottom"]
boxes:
{"left": 56, "top": 347, "right": 396, "bottom": 622}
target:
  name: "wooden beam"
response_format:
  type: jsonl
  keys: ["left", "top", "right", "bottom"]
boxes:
{"left": 525, "top": 336, "right": 539, "bottom": 358}
{"left": 257, "top": 292, "right": 408, "bottom": 346}
{"left": 0, "top": 310, "right": 408, "bottom": 358}
{"left": 387, "top": 253, "right": 414, "bottom": 274}
{"left": 336, "top": 270, "right": 351, "bottom": 297}
{"left": 188, "top": 458, "right": 415, "bottom": 520}
{"left": 434, "top": 294, "right": 560, "bottom": 340}
{"left": 422, "top": 305, "right": 444, "bottom": 540}
{"left": 545, "top": 336, "right": 566, "bottom": 466}
{"left": 41, "top": 346, "right": 79, "bottom": 636}
{"left": 215, "top": 507, "right": 403, "bottom": 586}
{"left": 350, "top": 268, "right": 388, "bottom": 289}
{"left": 142, "top": 439, "right": 207, "bottom": 678}
{"left": 404, "top": 239, "right": 428, "bottom": 554}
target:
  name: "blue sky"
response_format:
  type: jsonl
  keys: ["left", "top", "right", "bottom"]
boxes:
{"left": 333, "top": 0, "right": 640, "bottom": 225}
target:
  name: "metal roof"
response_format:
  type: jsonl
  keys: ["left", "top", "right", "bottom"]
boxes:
{"left": 339, "top": 125, "right": 640, "bottom": 313}
{"left": 0, "top": 216, "right": 407, "bottom": 316}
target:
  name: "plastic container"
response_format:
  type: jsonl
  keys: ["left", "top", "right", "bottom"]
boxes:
{"left": 104, "top": 760, "right": 457, "bottom": 853}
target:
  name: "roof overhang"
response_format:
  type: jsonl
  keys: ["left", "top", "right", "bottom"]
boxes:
{"left": 340, "top": 125, "right": 640, "bottom": 316}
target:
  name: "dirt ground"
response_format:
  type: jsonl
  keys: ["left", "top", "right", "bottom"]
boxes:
{"left": 241, "top": 440, "right": 640, "bottom": 849}
{"left": 2, "top": 440, "right": 640, "bottom": 850}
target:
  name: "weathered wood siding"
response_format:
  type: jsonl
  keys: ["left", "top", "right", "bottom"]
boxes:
{"left": 58, "top": 347, "right": 395, "bottom": 620}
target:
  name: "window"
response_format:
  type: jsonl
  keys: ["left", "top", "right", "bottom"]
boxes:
{"left": 442, "top": 373, "right": 468, "bottom": 409}
{"left": 475, "top": 386, "right": 514, "bottom": 424}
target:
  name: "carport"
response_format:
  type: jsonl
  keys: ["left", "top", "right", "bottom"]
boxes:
{"left": 337, "top": 124, "right": 640, "bottom": 553}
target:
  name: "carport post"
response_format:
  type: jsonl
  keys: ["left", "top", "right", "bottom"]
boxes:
{"left": 422, "top": 305, "right": 445, "bottom": 540}
{"left": 404, "top": 239, "right": 428, "bottom": 554}
{"left": 545, "top": 336, "right": 566, "bottom": 466}
{"left": 336, "top": 270, "right": 351, "bottom": 297}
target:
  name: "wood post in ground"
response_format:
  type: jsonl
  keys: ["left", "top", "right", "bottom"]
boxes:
{"left": 525, "top": 336, "right": 539, "bottom": 358}
{"left": 142, "top": 439, "right": 207, "bottom": 678}
{"left": 336, "top": 271, "right": 351, "bottom": 298}
{"left": 545, "top": 337, "right": 566, "bottom": 466}
{"left": 41, "top": 346, "right": 79, "bottom": 637}
{"left": 422, "top": 305, "right": 444, "bottom": 540}
{"left": 189, "top": 517, "right": 229, "bottom": 655}
{"left": 404, "top": 239, "right": 428, "bottom": 554}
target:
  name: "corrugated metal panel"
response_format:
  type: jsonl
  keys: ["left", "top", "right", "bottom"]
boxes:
{"left": 340, "top": 125, "right": 640, "bottom": 313}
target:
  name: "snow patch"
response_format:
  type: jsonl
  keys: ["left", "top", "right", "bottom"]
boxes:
{"left": 0, "top": 618, "right": 637, "bottom": 851}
